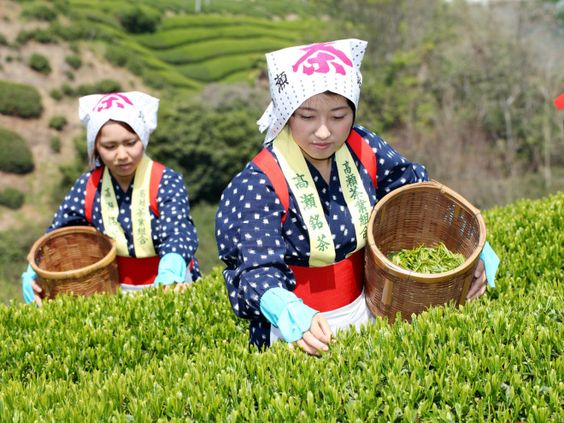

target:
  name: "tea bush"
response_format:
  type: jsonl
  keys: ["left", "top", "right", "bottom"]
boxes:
{"left": 48, "top": 115, "right": 67, "bottom": 131}
{"left": 29, "top": 53, "right": 51, "bottom": 74}
{"left": 0, "top": 188, "right": 24, "bottom": 209}
{"left": 0, "top": 80, "right": 42, "bottom": 118}
{"left": 16, "top": 28, "right": 58, "bottom": 44}
{"left": 50, "top": 136, "right": 61, "bottom": 153}
{"left": 0, "top": 127, "right": 34, "bottom": 174}
{"left": 0, "top": 193, "right": 561, "bottom": 420}
{"left": 20, "top": 3, "right": 57, "bottom": 22}
{"left": 64, "top": 54, "right": 82, "bottom": 70}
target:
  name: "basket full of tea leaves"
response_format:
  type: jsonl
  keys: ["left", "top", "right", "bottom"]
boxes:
{"left": 365, "top": 180, "right": 487, "bottom": 323}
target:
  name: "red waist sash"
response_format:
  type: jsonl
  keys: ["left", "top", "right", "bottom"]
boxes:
{"left": 116, "top": 256, "right": 160, "bottom": 286}
{"left": 290, "top": 249, "right": 364, "bottom": 312}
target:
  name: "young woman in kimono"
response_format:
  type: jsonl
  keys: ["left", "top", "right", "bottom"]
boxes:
{"left": 216, "top": 39, "right": 499, "bottom": 355}
{"left": 22, "top": 91, "right": 200, "bottom": 305}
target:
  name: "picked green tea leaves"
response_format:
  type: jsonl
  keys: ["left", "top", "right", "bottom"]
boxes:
{"left": 388, "top": 242, "right": 465, "bottom": 273}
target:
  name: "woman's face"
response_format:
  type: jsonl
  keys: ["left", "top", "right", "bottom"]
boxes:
{"left": 95, "top": 121, "right": 144, "bottom": 183}
{"left": 288, "top": 93, "right": 354, "bottom": 164}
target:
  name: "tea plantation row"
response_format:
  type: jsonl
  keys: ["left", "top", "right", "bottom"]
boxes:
{"left": 0, "top": 193, "right": 562, "bottom": 420}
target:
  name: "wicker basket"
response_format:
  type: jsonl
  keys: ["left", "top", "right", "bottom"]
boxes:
{"left": 365, "top": 180, "right": 486, "bottom": 322}
{"left": 27, "top": 226, "right": 119, "bottom": 299}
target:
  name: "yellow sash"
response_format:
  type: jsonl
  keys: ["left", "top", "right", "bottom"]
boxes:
{"left": 100, "top": 154, "right": 156, "bottom": 258}
{"left": 272, "top": 129, "right": 371, "bottom": 267}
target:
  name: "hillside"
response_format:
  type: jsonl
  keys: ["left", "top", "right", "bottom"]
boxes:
{"left": 0, "top": 2, "right": 152, "bottom": 231}
{"left": 0, "top": 1, "right": 322, "bottom": 231}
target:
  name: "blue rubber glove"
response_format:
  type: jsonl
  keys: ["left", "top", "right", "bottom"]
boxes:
{"left": 260, "top": 287, "right": 319, "bottom": 343}
{"left": 153, "top": 253, "right": 188, "bottom": 286}
{"left": 21, "top": 264, "right": 37, "bottom": 304}
{"left": 479, "top": 241, "right": 500, "bottom": 288}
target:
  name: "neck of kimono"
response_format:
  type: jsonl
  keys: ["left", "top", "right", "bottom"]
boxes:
{"left": 300, "top": 151, "right": 333, "bottom": 184}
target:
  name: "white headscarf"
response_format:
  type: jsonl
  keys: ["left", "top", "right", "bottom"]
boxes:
{"left": 78, "top": 91, "right": 160, "bottom": 159}
{"left": 257, "top": 39, "right": 367, "bottom": 144}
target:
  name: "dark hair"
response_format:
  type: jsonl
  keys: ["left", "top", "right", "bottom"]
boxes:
{"left": 322, "top": 90, "right": 356, "bottom": 117}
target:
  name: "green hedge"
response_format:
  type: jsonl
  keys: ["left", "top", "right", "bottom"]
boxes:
{"left": 29, "top": 53, "right": 51, "bottom": 74}
{"left": 48, "top": 115, "right": 67, "bottom": 131}
{"left": 64, "top": 54, "right": 82, "bottom": 70}
{"left": 178, "top": 53, "right": 263, "bottom": 82}
{"left": 20, "top": 3, "right": 58, "bottom": 22}
{"left": 0, "top": 188, "right": 24, "bottom": 209}
{"left": 0, "top": 193, "right": 562, "bottom": 420}
{"left": 0, "top": 80, "right": 43, "bottom": 118}
{"left": 0, "top": 127, "right": 34, "bottom": 174}
{"left": 155, "top": 37, "right": 293, "bottom": 65}
{"left": 135, "top": 25, "right": 297, "bottom": 50}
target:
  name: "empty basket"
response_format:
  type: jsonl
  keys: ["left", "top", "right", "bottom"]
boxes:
{"left": 28, "top": 226, "right": 119, "bottom": 299}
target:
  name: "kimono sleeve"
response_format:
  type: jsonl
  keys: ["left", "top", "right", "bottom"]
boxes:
{"left": 216, "top": 164, "right": 295, "bottom": 320}
{"left": 153, "top": 168, "right": 200, "bottom": 278}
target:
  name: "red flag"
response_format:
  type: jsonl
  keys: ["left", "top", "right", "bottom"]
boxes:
{"left": 555, "top": 93, "right": 564, "bottom": 109}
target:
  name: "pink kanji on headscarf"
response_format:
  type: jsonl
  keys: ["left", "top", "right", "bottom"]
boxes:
{"left": 292, "top": 42, "right": 353, "bottom": 76}
{"left": 94, "top": 93, "right": 134, "bottom": 112}
{"left": 554, "top": 93, "right": 564, "bottom": 109}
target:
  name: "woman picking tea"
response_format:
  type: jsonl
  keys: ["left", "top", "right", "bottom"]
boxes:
{"left": 216, "top": 39, "right": 499, "bottom": 354}
{"left": 22, "top": 91, "right": 201, "bottom": 305}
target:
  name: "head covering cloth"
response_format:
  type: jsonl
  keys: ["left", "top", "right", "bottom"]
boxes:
{"left": 78, "top": 91, "right": 160, "bottom": 159}
{"left": 257, "top": 39, "right": 367, "bottom": 144}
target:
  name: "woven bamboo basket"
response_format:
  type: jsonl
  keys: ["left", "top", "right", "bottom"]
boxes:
{"left": 365, "top": 180, "right": 486, "bottom": 322}
{"left": 27, "top": 226, "right": 119, "bottom": 299}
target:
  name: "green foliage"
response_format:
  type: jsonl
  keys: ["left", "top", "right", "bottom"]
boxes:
{"left": 150, "top": 85, "right": 266, "bottom": 204}
{"left": 178, "top": 53, "right": 264, "bottom": 82}
{"left": 134, "top": 24, "right": 298, "bottom": 50}
{"left": 0, "top": 226, "right": 42, "bottom": 304}
{"left": 0, "top": 80, "right": 42, "bottom": 118}
{"left": 58, "top": 80, "right": 123, "bottom": 97}
{"left": 0, "top": 188, "right": 24, "bottom": 210}
{"left": 155, "top": 37, "right": 295, "bottom": 65}
{"left": 0, "top": 33, "right": 7, "bottom": 46}
{"left": 16, "top": 28, "right": 58, "bottom": 44}
{"left": 0, "top": 127, "right": 34, "bottom": 174}
{"left": 64, "top": 54, "right": 82, "bottom": 70}
{"left": 43, "top": 5, "right": 320, "bottom": 88}
{"left": 77, "top": 79, "right": 122, "bottom": 96}
{"left": 49, "top": 88, "right": 63, "bottom": 101}
{"left": 190, "top": 202, "right": 222, "bottom": 274}
{"left": 48, "top": 115, "right": 67, "bottom": 131}
{"left": 117, "top": 6, "right": 160, "bottom": 34}
{"left": 0, "top": 193, "right": 562, "bottom": 419}
{"left": 20, "top": 3, "right": 58, "bottom": 22}
{"left": 54, "top": 134, "right": 88, "bottom": 205}
{"left": 50, "top": 136, "right": 61, "bottom": 153}
{"left": 389, "top": 242, "right": 465, "bottom": 273}
{"left": 28, "top": 53, "right": 51, "bottom": 74}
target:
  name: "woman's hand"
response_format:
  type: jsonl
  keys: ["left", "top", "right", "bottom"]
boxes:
{"left": 289, "top": 313, "right": 333, "bottom": 356}
{"left": 467, "top": 259, "right": 487, "bottom": 301}
{"left": 30, "top": 281, "right": 44, "bottom": 306}
{"left": 163, "top": 283, "right": 191, "bottom": 293}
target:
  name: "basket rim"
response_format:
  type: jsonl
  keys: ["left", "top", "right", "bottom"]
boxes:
{"left": 27, "top": 226, "right": 117, "bottom": 280}
{"left": 366, "top": 180, "right": 487, "bottom": 283}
